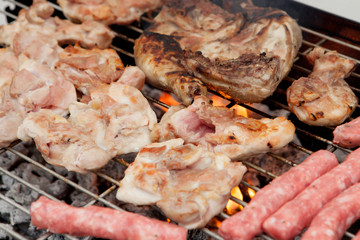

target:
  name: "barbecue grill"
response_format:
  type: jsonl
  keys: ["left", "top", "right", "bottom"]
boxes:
{"left": 1, "top": 0, "right": 360, "bottom": 239}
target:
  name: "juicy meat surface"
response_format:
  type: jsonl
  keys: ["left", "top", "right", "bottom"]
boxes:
{"left": 31, "top": 196, "right": 188, "bottom": 240}
{"left": 0, "top": 0, "right": 114, "bottom": 49}
{"left": 134, "top": 32, "right": 207, "bottom": 106}
{"left": 150, "top": 96, "right": 295, "bottom": 160}
{"left": 287, "top": 47, "right": 357, "bottom": 126}
{"left": 17, "top": 109, "right": 112, "bottom": 173}
{"left": 263, "top": 147, "right": 360, "bottom": 240}
{"left": 219, "top": 150, "right": 338, "bottom": 240}
{"left": 0, "top": 48, "right": 24, "bottom": 147}
{"left": 301, "top": 182, "right": 360, "bottom": 240}
{"left": 333, "top": 116, "right": 360, "bottom": 148}
{"left": 58, "top": 0, "right": 162, "bottom": 25}
{"left": 56, "top": 44, "right": 125, "bottom": 94}
{"left": 18, "top": 82, "right": 157, "bottom": 173}
{"left": 135, "top": 0, "right": 302, "bottom": 104}
{"left": 116, "top": 138, "right": 247, "bottom": 229}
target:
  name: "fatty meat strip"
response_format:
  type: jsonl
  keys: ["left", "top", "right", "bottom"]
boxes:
{"left": 301, "top": 182, "right": 360, "bottom": 240}
{"left": 116, "top": 138, "right": 247, "bottom": 229}
{"left": 333, "top": 116, "right": 360, "bottom": 148}
{"left": 0, "top": 0, "right": 114, "bottom": 49}
{"left": 262, "top": 147, "right": 360, "bottom": 240}
{"left": 218, "top": 150, "right": 338, "bottom": 240}
{"left": 58, "top": 0, "right": 162, "bottom": 26}
{"left": 31, "top": 196, "right": 188, "bottom": 240}
{"left": 287, "top": 47, "right": 357, "bottom": 126}
{"left": 151, "top": 96, "right": 295, "bottom": 160}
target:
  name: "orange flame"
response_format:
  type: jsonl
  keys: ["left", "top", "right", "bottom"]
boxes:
{"left": 158, "top": 92, "right": 248, "bottom": 117}
{"left": 158, "top": 92, "right": 180, "bottom": 111}
{"left": 226, "top": 186, "right": 243, "bottom": 215}
{"left": 248, "top": 188, "right": 256, "bottom": 199}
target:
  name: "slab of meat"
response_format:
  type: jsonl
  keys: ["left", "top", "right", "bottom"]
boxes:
{"left": 58, "top": 0, "right": 162, "bottom": 25}
{"left": 18, "top": 82, "right": 157, "bottom": 173}
{"left": 262, "top": 147, "right": 360, "bottom": 240}
{"left": 301, "top": 182, "right": 360, "bottom": 240}
{"left": 134, "top": 32, "right": 207, "bottom": 106}
{"left": 219, "top": 150, "right": 338, "bottom": 240}
{"left": 0, "top": 48, "right": 25, "bottom": 147}
{"left": 56, "top": 44, "right": 125, "bottom": 94}
{"left": 287, "top": 47, "right": 357, "bottom": 126}
{"left": 333, "top": 116, "right": 360, "bottom": 148}
{"left": 150, "top": 96, "right": 295, "bottom": 160}
{"left": 135, "top": 0, "right": 302, "bottom": 104}
{"left": 0, "top": 0, "right": 114, "bottom": 49}
{"left": 116, "top": 138, "right": 247, "bottom": 229}
{"left": 31, "top": 196, "right": 188, "bottom": 240}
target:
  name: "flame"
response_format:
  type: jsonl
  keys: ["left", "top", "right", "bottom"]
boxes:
{"left": 158, "top": 92, "right": 248, "bottom": 117}
{"left": 208, "top": 218, "right": 222, "bottom": 229}
{"left": 209, "top": 94, "right": 248, "bottom": 117}
{"left": 158, "top": 92, "right": 180, "bottom": 111}
{"left": 226, "top": 186, "right": 243, "bottom": 215}
{"left": 248, "top": 188, "right": 256, "bottom": 199}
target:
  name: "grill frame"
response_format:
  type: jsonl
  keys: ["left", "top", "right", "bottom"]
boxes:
{"left": 0, "top": 0, "right": 360, "bottom": 239}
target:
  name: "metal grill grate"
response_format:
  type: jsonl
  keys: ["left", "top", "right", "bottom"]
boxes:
{"left": 0, "top": 0, "right": 360, "bottom": 239}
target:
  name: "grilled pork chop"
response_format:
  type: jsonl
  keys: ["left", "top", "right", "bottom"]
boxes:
{"left": 116, "top": 138, "right": 247, "bottom": 229}
{"left": 135, "top": 0, "right": 302, "bottom": 104}
{"left": 58, "top": 0, "right": 162, "bottom": 25}
{"left": 0, "top": 0, "right": 114, "bottom": 49}
{"left": 150, "top": 96, "right": 295, "bottom": 160}
{"left": 287, "top": 47, "right": 357, "bottom": 126}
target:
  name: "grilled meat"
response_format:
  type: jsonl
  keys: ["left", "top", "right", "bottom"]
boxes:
{"left": 134, "top": 32, "right": 207, "bottom": 105}
{"left": 18, "top": 82, "right": 157, "bottom": 173}
{"left": 0, "top": 0, "right": 114, "bottom": 49}
{"left": 333, "top": 116, "right": 360, "bottom": 148}
{"left": 116, "top": 138, "right": 247, "bottom": 229}
{"left": 287, "top": 47, "right": 357, "bottom": 126}
{"left": 150, "top": 96, "right": 295, "bottom": 160}
{"left": 56, "top": 45, "right": 125, "bottom": 94}
{"left": 135, "top": 0, "right": 302, "bottom": 104}
{"left": 57, "top": 0, "right": 162, "bottom": 25}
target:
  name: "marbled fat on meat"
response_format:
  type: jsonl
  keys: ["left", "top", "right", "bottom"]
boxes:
{"left": 219, "top": 150, "right": 338, "bottom": 240}
{"left": 263, "top": 147, "right": 360, "bottom": 240}
{"left": 31, "top": 196, "right": 187, "bottom": 240}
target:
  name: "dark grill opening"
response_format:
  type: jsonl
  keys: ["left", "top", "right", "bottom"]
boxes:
{"left": 0, "top": 0, "right": 360, "bottom": 239}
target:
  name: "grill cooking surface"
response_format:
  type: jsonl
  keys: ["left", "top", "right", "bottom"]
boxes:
{"left": 1, "top": 0, "right": 360, "bottom": 239}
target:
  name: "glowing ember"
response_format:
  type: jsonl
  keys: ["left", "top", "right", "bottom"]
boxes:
{"left": 158, "top": 92, "right": 180, "bottom": 111}
{"left": 226, "top": 186, "right": 243, "bottom": 215}
{"left": 248, "top": 188, "right": 256, "bottom": 199}
{"left": 209, "top": 94, "right": 248, "bottom": 117}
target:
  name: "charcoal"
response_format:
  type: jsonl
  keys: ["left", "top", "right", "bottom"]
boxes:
{"left": 0, "top": 143, "right": 29, "bottom": 170}
{"left": 9, "top": 209, "right": 30, "bottom": 225}
{"left": 45, "top": 179, "right": 72, "bottom": 199}
{"left": 187, "top": 229, "right": 209, "bottom": 240}
{"left": 70, "top": 173, "right": 98, "bottom": 207}
{"left": 0, "top": 200, "right": 12, "bottom": 222}
{"left": 5, "top": 183, "right": 39, "bottom": 206}
{"left": 0, "top": 223, "right": 13, "bottom": 240}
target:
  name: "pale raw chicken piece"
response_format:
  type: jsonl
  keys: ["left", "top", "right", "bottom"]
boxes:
{"left": 116, "top": 138, "right": 247, "bottom": 229}
{"left": 0, "top": 0, "right": 114, "bottom": 49}
{"left": 12, "top": 31, "right": 63, "bottom": 67}
{"left": 17, "top": 109, "right": 113, "bottom": 173}
{"left": 116, "top": 66, "right": 145, "bottom": 90}
{"left": 18, "top": 82, "right": 157, "bottom": 172}
{"left": 58, "top": 0, "right": 162, "bottom": 26}
{"left": 287, "top": 47, "right": 357, "bottom": 126}
{"left": 0, "top": 48, "right": 25, "bottom": 147}
{"left": 87, "top": 82, "right": 157, "bottom": 154}
{"left": 136, "top": 0, "right": 302, "bottom": 104}
{"left": 151, "top": 96, "right": 295, "bottom": 160}
{"left": 56, "top": 44, "right": 124, "bottom": 94}
{"left": 10, "top": 59, "right": 77, "bottom": 116}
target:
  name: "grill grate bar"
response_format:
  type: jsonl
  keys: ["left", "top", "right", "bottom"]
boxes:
{"left": 0, "top": 224, "right": 28, "bottom": 240}
{"left": 1, "top": 1, "right": 360, "bottom": 239}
